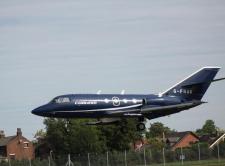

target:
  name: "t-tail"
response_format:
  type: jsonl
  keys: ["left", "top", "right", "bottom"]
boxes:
{"left": 161, "top": 67, "right": 224, "bottom": 101}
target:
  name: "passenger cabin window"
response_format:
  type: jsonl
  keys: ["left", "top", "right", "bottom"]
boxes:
{"left": 53, "top": 97, "right": 70, "bottom": 104}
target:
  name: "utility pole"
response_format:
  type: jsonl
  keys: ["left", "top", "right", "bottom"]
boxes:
{"left": 48, "top": 157, "right": 51, "bottom": 166}
{"left": 65, "top": 154, "right": 74, "bottom": 166}
{"left": 143, "top": 148, "right": 146, "bottom": 166}
{"left": 106, "top": 151, "right": 109, "bottom": 166}
{"left": 29, "top": 159, "right": 32, "bottom": 166}
{"left": 8, "top": 158, "right": 11, "bottom": 166}
{"left": 49, "top": 150, "right": 53, "bottom": 166}
{"left": 162, "top": 148, "right": 166, "bottom": 166}
{"left": 181, "top": 147, "right": 184, "bottom": 165}
{"left": 198, "top": 143, "right": 201, "bottom": 162}
{"left": 124, "top": 150, "right": 127, "bottom": 166}
{"left": 162, "top": 131, "right": 166, "bottom": 166}
{"left": 149, "top": 148, "right": 152, "bottom": 161}
{"left": 68, "top": 154, "right": 71, "bottom": 166}
{"left": 88, "top": 153, "right": 91, "bottom": 166}
{"left": 217, "top": 143, "right": 220, "bottom": 163}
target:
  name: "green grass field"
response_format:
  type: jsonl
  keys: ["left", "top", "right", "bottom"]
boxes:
{"left": 138, "top": 159, "right": 225, "bottom": 166}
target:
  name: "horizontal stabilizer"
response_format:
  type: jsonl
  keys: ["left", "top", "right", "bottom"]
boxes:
{"left": 212, "top": 77, "right": 225, "bottom": 82}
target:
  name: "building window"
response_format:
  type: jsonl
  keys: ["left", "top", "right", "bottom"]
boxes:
{"left": 24, "top": 142, "right": 29, "bottom": 148}
{"left": 0, "top": 146, "right": 6, "bottom": 157}
{"left": 9, "top": 154, "right": 15, "bottom": 160}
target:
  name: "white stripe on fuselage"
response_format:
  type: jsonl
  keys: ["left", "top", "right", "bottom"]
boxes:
{"left": 53, "top": 104, "right": 142, "bottom": 113}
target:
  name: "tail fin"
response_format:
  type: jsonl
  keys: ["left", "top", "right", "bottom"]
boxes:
{"left": 161, "top": 67, "right": 221, "bottom": 101}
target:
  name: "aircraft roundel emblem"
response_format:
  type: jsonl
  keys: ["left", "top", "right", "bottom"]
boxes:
{"left": 112, "top": 97, "right": 120, "bottom": 106}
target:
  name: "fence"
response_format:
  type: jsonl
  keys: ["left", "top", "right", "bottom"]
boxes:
{"left": 1, "top": 143, "right": 225, "bottom": 166}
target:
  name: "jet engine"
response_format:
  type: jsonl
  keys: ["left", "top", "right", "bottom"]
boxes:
{"left": 143, "top": 96, "right": 182, "bottom": 106}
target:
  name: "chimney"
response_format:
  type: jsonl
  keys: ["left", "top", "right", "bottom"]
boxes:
{"left": 0, "top": 130, "right": 5, "bottom": 138}
{"left": 17, "top": 128, "right": 22, "bottom": 137}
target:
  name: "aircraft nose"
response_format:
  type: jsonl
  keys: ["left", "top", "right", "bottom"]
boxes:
{"left": 31, "top": 105, "right": 47, "bottom": 116}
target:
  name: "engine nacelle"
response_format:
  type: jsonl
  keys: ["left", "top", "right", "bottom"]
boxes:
{"left": 143, "top": 96, "right": 182, "bottom": 106}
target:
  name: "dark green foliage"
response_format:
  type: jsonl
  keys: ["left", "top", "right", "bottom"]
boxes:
{"left": 191, "top": 142, "right": 212, "bottom": 160}
{"left": 220, "top": 141, "right": 225, "bottom": 157}
{"left": 146, "top": 122, "right": 174, "bottom": 138}
{"left": 151, "top": 149, "right": 163, "bottom": 163}
{"left": 211, "top": 141, "right": 225, "bottom": 158}
{"left": 196, "top": 119, "right": 217, "bottom": 136}
{"left": 36, "top": 118, "right": 143, "bottom": 159}
{"left": 43, "top": 118, "right": 106, "bottom": 155}
{"left": 147, "top": 137, "right": 165, "bottom": 150}
{"left": 30, "top": 118, "right": 225, "bottom": 166}
{"left": 202, "top": 120, "right": 217, "bottom": 135}
{"left": 165, "top": 149, "right": 176, "bottom": 162}
{"left": 97, "top": 119, "right": 142, "bottom": 151}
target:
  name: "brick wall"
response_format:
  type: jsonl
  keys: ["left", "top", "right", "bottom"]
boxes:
{"left": 6, "top": 136, "right": 34, "bottom": 160}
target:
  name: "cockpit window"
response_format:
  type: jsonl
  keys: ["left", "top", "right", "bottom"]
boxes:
{"left": 51, "top": 97, "right": 70, "bottom": 104}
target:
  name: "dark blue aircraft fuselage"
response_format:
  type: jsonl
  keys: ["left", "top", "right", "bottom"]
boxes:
{"left": 32, "top": 94, "right": 151, "bottom": 118}
{"left": 32, "top": 93, "right": 189, "bottom": 119}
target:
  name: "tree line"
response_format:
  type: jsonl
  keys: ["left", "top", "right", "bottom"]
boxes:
{"left": 1, "top": 119, "right": 224, "bottom": 166}
{"left": 33, "top": 118, "right": 224, "bottom": 158}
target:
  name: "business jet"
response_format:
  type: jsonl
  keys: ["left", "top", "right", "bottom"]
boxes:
{"left": 32, "top": 67, "right": 224, "bottom": 131}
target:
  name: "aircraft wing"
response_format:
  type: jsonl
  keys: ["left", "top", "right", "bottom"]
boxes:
{"left": 106, "top": 101, "right": 204, "bottom": 118}
{"left": 106, "top": 108, "right": 139, "bottom": 114}
{"left": 141, "top": 101, "right": 203, "bottom": 113}
{"left": 105, "top": 104, "right": 142, "bottom": 115}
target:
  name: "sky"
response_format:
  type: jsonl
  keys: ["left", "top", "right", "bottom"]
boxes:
{"left": 0, "top": 0, "right": 225, "bottom": 140}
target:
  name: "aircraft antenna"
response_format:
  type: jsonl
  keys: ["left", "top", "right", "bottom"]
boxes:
{"left": 97, "top": 90, "right": 101, "bottom": 95}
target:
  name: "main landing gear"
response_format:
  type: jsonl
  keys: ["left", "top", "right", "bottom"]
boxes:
{"left": 118, "top": 117, "right": 146, "bottom": 133}
{"left": 136, "top": 122, "right": 146, "bottom": 131}
{"left": 136, "top": 116, "right": 146, "bottom": 131}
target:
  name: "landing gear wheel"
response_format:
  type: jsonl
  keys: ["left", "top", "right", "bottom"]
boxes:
{"left": 136, "top": 123, "right": 146, "bottom": 131}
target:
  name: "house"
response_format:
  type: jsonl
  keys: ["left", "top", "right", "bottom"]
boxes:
{"left": 166, "top": 131, "right": 199, "bottom": 151}
{"left": 0, "top": 128, "right": 34, "bottom": 161}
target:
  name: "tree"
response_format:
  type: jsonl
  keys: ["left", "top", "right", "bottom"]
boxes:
{"left": 36, "top": 118, "right": 144, "bottom": 157}
{"left": 66, "top": 119, "right": 106, "bottom": 154}
{"left": 146, "top": 122, "right": 174, "bottom": 138}
{"left": 43, "top": 118, "right": 106, "bottom": 156}
{"left": 98, "top": 119, "right": 143, "bottom": 151}
{"left": 33, "top": 129, "right": 51, "bottom": 159}
{"left": 202, "top": 120, "right": 216, "bottom": 135}
{"left": 34, "top": 129, "right": 46, "bottom": 140}
{"left": 196, "top": 119, "right": 217, "bottom": 136}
